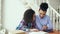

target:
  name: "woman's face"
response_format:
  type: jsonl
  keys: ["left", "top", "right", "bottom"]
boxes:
{"left": 39, "top": 10, "right": 46, "bottom": 18}
{"left": 33, "top": 14, "right": 36, "bottom": 21}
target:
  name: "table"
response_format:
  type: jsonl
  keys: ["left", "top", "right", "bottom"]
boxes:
{"left": 27, "top": 30, "right": 60, "bottom": 34}
{"left": 49, "top": 30, "right": 60, "bottom": 34}
{"left": 11, "top": 30, "right": 60, "bottom": 34}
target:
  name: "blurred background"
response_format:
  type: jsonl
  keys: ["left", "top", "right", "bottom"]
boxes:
{"left": 0, "top": 0, "right": 60, "bottom": 34}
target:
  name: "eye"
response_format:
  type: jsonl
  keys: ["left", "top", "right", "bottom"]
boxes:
{"left": 40, "top": 13, "right": 42, "bottom": 14}
{"left": 43, "top": 14, "right": 45, "bottom": 15}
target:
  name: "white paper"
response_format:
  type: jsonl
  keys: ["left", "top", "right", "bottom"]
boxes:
{"left": 29, "top": 31, "right": 48, "bottom": 34}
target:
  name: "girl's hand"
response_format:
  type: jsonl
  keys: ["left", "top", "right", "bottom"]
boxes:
{"left": 30, "top": 29, "right": 39, "bottom": 32}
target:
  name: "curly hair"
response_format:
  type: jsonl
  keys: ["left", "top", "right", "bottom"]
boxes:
{"left": 39, "top": 3, "right": 48, "bottom": 11}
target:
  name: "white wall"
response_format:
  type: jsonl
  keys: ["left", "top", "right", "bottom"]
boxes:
{"left": 0, "top": 0, "right": 1, "bottom": 30}
{"left": 0, "top": 0, "right": 1, "bottom": 24}
{"left": 2, "top": 0, "right": 28, "bottom": 31}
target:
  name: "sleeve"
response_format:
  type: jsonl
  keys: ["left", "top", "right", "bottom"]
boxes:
{"left": 36, "top": 15, "right": 43, "bottom": 31}
{"left": 16, "top": 20, "right": 23, "bottom": 30}
{"left": 47, "top": 17, "right": 53, "bottom": 30}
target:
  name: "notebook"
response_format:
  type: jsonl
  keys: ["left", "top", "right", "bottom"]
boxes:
{"left": 29, "top": 31, "right": 48, "bottom": 34}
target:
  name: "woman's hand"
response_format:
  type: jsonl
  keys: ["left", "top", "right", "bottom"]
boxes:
{"left": 42, "top": 25, "right": 48, "bottom": 31}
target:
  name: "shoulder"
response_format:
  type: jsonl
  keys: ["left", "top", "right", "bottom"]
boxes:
{"left": 20, "top": 19, "right": 25, "bottom": 23}
{"left": 45, "top": 15, "right": 50, "bottom": 20}
{"left": 45, "top": 15, "right": 50, "bottom": 18}
{"left": 36, "top": 15, "right": 39, "bottom": 18}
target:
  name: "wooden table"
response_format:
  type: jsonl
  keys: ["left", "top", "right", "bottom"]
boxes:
{"left": 12, "top": 30, "right": 60, "bottom": 34}
{"left": 49, "top": 30, "right": 60, "bottom": 34}
{"left": 27, "top": 30, "right": 60, "bottom": 34}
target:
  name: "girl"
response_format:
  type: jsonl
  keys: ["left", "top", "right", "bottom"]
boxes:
{"left": 16, "top": 9, "right": 36, "bottom": 31}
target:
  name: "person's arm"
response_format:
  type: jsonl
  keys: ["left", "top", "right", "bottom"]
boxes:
{"left": 47, "top": 17, "right": 53, "bottom": 30}
{"left": 36, "top": 16, "right": 43, "bottom": 31}
{"left": 42, "top": 25, "right": 48, "bottom": 31}
{"left": 16, "top": 20, "right": 23, "bottom": 30}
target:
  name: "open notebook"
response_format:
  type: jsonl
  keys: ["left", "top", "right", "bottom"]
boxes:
{"left": 29, "top": 31, "right": 48, "bottom": 34}
{"left": 12, "top": 30, "right": 48, "bottom": 34}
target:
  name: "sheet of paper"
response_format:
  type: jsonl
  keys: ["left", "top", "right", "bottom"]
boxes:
{"left": 29, "top": 31, "right": 48, "bottom": 34}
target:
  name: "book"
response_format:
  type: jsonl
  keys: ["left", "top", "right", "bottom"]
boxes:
{"left": 29, "top": 31, "right": 48, "bottom": 34}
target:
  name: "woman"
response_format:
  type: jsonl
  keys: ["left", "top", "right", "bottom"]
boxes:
{"left": 16, "top": 9, "right": 37, "bottom": 31}
{"left": 36, "top": 3, "right": 53, "bottom": 32}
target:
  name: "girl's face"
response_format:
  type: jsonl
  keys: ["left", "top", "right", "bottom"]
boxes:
{"left": 39, "top": 10, "right": 46, "bottom": 18}
{"left": 33, "top": 14, "right": 36, "bottom": 21}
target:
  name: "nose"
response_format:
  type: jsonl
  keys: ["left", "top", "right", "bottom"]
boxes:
{"left": 41, "top": 15, "right": 43, "bottom": 17}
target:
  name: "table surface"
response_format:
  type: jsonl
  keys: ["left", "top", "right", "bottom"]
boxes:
{"left": 25, "top": 31, "right": 60, "bottom": 34}
{"left": 48, "top": 30, "right": 60, "bottom": 34}
{"left": 12, "top": 30, "right": 60, "bottom": 34}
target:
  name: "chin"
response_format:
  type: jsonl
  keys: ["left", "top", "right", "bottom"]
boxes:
{"left": 41, "top": 17, "right": 43, "bottom": 18}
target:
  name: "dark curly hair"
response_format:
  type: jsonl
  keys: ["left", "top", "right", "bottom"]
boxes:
{"left": 39, "top": 3, "right": 48, "bottom": 11}
{"left": 23, "top": 9, "right": 35, "bottom": 24}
